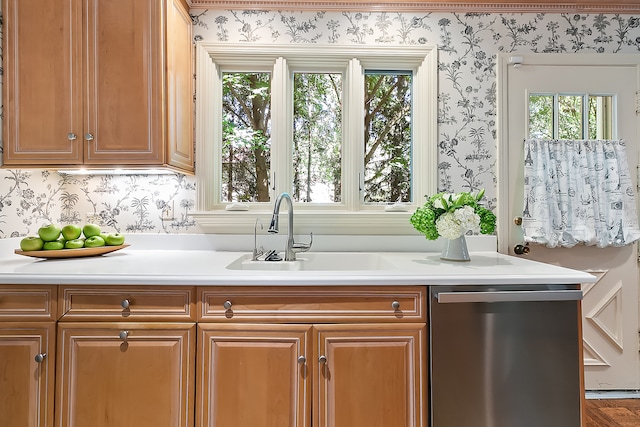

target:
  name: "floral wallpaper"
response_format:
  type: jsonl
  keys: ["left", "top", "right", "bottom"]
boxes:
{"left": 2, "top": 9, "right": 640, "bottom": 238}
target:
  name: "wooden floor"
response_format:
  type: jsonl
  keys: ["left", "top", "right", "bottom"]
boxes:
{"left": 584, "top": 399, "right": 640, "bottom": 426}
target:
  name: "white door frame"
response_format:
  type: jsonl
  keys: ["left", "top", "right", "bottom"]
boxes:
{"left": 496, "top": 53, "right": 640, "bottom": 255}
{"left": 496, "top": 53, "right": 640, "bottom": 389}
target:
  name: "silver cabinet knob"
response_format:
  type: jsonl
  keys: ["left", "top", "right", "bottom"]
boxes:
{"left": 223, "top": 300, "right": 232, "bottom": 310}
{"left": 391, "top": 300, "right": 400, "bottom": 310}
{"left": 121, "top": 299, "right": 131, "bottom": 309}
{"left": 85, "top": 133, "right": 94, "bottom": 141}
{"left": 297, "top": 355, "right": 306, "bottom": 364}
{"left": 34, "top": 353, "right": 47, "bottom": 363}
{"left": 67, "top": 133, "right": 77, "bottom": 141}
{"left": 119, "top": 330, "right": 129, "bottom": 340}
{"left": 318, "top": 355, "right": 327, "bottom": 364}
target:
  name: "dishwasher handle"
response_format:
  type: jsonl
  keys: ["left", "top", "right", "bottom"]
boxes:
{"left": 435, "top": 290, "right": 582, "bottom": 304}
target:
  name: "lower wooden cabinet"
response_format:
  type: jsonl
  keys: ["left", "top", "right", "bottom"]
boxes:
{"left": 0, "top": 322, "right": 56, "bottom": 427}
{"left": 0, "top": 284, "right": 57, "bottom": 427}
{"left": 1, "top": 285, "right": 426, "bottom": 427}
{"left": 55, "top": 323, "right": 195, "bottom": 427}
{"left": 197, "top": 324, "right": 311, "bottom": 427}
{"left": 197, "top": 322, "right": 426, "bottom": 427}
{"left": 315, "top": 324, "right": 426, "bottom": 427}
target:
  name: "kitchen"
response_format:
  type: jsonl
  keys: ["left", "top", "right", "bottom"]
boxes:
{"left": 1, "top": 1, "right": 640, "bottom": 426}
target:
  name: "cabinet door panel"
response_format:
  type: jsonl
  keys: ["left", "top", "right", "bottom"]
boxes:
{"left": 3, "top": 0, "right": 82, "bottom": 164}
{"left": 56, "top": 323, "right": 195, "bottom": 427}
{"left": 0, "top": 322, "right": 56, "bottom": 427}
{"left": 166, "top": 0, "right": 195, "bottom": 172}
{"left": 84, "top": 0, "right": 163, "bottom": 164}
{"left": 198, "top": 324, "right": 311, "bottom": 427}
{"left": 314, "top": 323, "right": 427, "bottom": 427}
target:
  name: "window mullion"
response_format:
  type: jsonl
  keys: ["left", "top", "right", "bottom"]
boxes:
{"left": 343, "top": 58, "right": 365, "bottom": 211}
{"left": 271, "top": 57, "right": 293, "bottom": 198}
{"left": 412, "top": 50, "right": 438, "bottom": 204}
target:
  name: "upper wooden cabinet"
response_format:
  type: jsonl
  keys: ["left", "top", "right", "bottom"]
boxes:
{"left": 2, "top": 0, "right": 194, "bottom": 172}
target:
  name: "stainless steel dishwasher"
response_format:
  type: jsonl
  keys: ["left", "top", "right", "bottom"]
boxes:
{"left": 430, "top": 284, "right": 583, "bottom": 427}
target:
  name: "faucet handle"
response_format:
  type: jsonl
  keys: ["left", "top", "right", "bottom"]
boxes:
{"left": 292, "top": 233, "right": 313, "bottom": 253}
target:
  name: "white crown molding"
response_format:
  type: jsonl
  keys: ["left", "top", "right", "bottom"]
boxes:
{"left": 186, "top": 1, "right": 640, "bottom": 13}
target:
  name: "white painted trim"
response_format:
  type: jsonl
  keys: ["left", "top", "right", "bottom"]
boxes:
{"left": 586, "top": 390, "right": 640, "bottom": 399}
{"left": 194, "top": 42, "right": 438, "bottom": 234}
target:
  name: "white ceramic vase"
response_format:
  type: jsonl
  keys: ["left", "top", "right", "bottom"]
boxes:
{"left": 440, "top": 235, "right": 470, "bottom": 262}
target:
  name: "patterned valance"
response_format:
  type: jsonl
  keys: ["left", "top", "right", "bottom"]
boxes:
{"left": 522, "top": 139, "right": 640, "bottom": 248}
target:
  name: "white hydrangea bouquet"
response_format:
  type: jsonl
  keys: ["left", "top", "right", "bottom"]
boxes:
{"left": 410, "top": 189, "right": 496, "bottom": 240}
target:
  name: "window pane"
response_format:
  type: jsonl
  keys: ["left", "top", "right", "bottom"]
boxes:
{"left": 528, "top": 95, "right": 553, "bottom": 139}
{"left": 364, "top": 72, "right": 412, "bottom": 204}
{"left": 588, "top": 95, "right": 613, "bottom": 139}
{"left": 222, "top": 72, "right": 271, "bottom": 203}
{"left": 558, "top": 95, "right": 583, "bottom": 139}
{"left": 292, "top": 73, "right": 342, "bottom": 203}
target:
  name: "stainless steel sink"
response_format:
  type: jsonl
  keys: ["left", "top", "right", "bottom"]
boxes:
{"left": 225, "top": 252, "right": 397, "bottom": 271}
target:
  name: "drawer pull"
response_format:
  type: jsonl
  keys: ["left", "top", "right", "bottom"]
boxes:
{"left": 119, "top": 330, "right": 129, "bottom": 340}
{"left": 318, "top": 355, "right": 327, "bottom": 364}
{"left": 34, "top": 353, "right": 47, "bottom": 363}
{"left": 391, "top": 300, "right": 400, "bottom": 310}
{"left": 121, "top": 299, "right": 131, "bottom": 309}
{"left": 297, "top": 355, "right": 306, "bottom": 364}
{"left": 223, "top": 300, "right": 232, "bottom": 310}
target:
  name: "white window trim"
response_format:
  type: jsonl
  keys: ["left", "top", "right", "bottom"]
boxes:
{"left": 193, "top": 43, "right": 438, "bottom": 235}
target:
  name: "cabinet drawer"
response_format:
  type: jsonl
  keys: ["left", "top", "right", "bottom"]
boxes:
{"left": 59, "top": 286, "right": 196, "bottom": 321}
{"left": 0, "top": 285, "right": 57, "bottom": 321}
{"left": 198, "top": 286, "right": 426, "bottom": 323}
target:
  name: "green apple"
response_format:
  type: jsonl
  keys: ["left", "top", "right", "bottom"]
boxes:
{"left": 99, "top": 232, "right": 110, "bottom": 242}
{"left": 20, "top": 236, "right": 44, "bottom": 251}
{"left": 83, "top": 223, "right": 101, "bottom": 238}
{"left": 38, "top": 224, "right": 61, "bottom": 242}
{"left": 61, "top": 224, "right": 82, "bottom": 240}
{"left": 105, "top": 233, "right": 125, "bottom": 246}
{"left": 64, "top": 238, "right": 85, "bottom": 249}
{"left": 84, "top": 235, "right": 106, "bottom": 248}
{"left": 43, "top": 240, "right": 65, "bottom": 250}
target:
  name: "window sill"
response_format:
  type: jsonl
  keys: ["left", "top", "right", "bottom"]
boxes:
{"left": 190, "top": 210, "right": 417, "bottom": 235}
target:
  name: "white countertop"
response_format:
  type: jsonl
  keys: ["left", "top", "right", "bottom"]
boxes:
{"left": 0, "top": 234, "right": 595, "bottom": 286}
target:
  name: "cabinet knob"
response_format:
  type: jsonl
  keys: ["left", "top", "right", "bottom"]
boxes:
{"left": 67, "top": 133, "right": 77, "bottom": 141}
{"left": 223, "top": 300, "right": 232, "bottom": 310}
{"left": 391, "top": 300, "right": 400, "bottom": 310}
{"left": 318, "top": 355, "right": 327, "bottom": 364}
{"left": 34, "top": 353, "right": 47, "bottom": 363}
{"left": 85, "top": 133, "right": 94, "bottom": 141}
{"left": 297, "top": 355, "right": 306, "bottom": 364}
{"left": 119, "top": 330, "right": 129, "bottom": 340}
{"left": 514, "top": 216, "right": 523, "bottom": 226}
{"left": 121, "top": 299, "right": 131, "bottom": 309}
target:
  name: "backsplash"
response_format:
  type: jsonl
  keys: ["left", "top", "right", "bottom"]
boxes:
{"left": 1, "top": 9, "right": 640, "bottom": 238}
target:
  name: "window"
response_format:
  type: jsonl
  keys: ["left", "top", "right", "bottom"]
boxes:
{"left": 194, "top": 44, "right": 437, "bottom": 234}
{"left": 528, "top": 93, "right": 614, "bottom": 140}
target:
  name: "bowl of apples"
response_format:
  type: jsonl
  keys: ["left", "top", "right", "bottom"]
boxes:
{"left": 16, "top": 223, "right": 128, "bottom": 259}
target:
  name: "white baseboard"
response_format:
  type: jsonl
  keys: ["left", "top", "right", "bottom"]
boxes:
{"left": 586, "top": 390, "right": 640, "bottom": 399}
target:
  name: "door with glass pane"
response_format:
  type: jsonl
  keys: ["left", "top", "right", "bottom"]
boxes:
{"left": 498, "top": 54, "right": 640, "bottom": 390}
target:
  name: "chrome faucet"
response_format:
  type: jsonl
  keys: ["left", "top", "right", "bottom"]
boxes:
{"left": 268, "top": 192, "right": 312, "bottom": 261}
